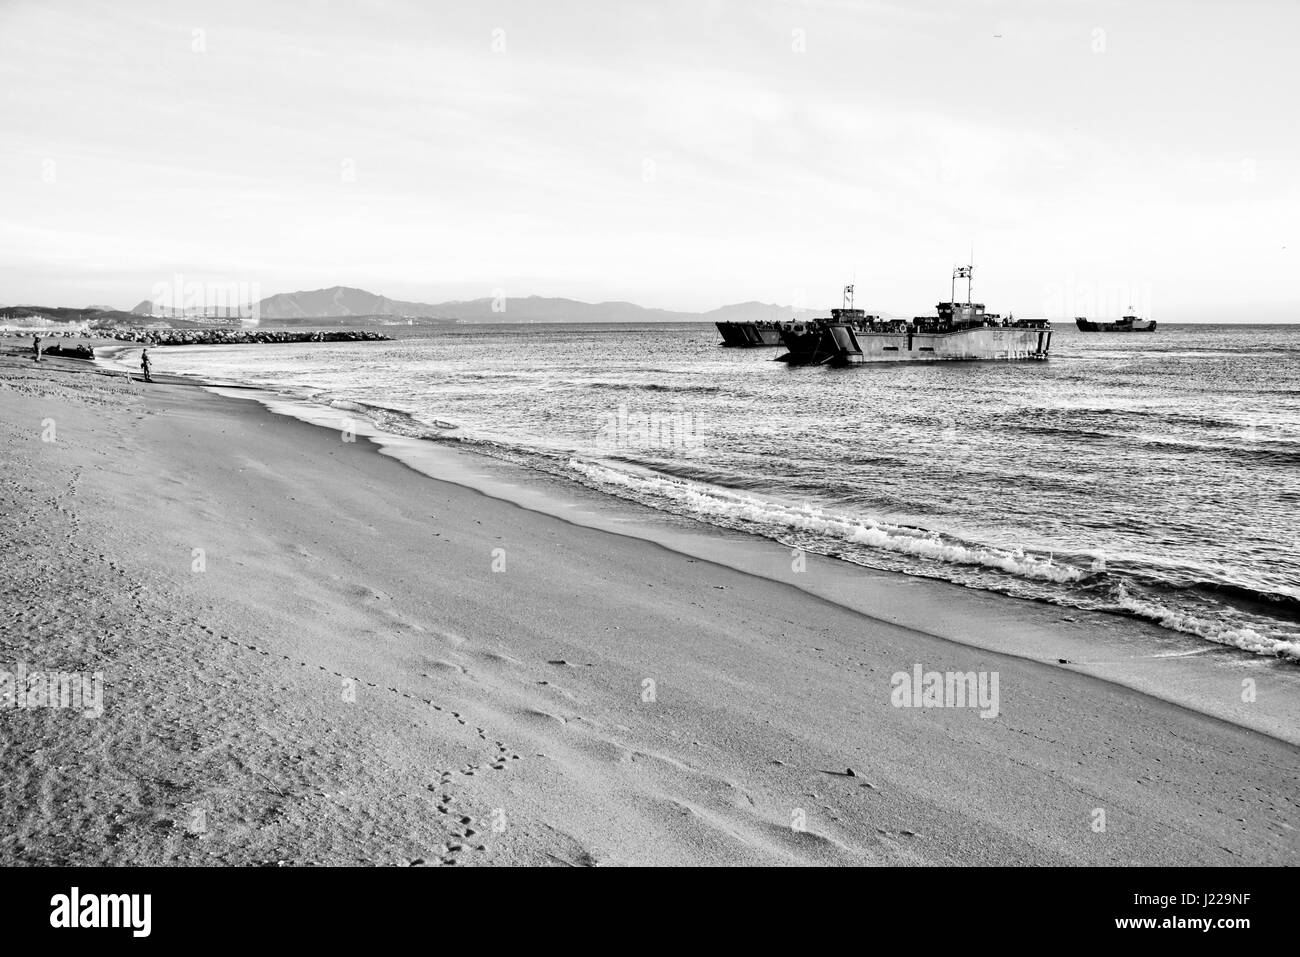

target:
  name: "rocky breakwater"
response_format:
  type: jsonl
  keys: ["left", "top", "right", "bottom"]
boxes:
{"left": 107, "top": 328, "right": 392, "bottom": 346}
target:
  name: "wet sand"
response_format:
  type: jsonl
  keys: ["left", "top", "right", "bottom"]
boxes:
{"left": 1, "top": 346, "right": 1295, "bottom": 865}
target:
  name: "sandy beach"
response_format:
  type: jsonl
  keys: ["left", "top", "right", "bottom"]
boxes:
{"left": 1, "top": 344, "right": 1295, "bottom": 867}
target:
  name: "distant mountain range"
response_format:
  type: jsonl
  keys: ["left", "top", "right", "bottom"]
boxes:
{"left": 129, "top": 285, "right": 830, "bottom": 325}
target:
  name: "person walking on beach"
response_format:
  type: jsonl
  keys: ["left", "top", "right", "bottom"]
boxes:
{"left": 140, "top": 348, "right": 152, "bottom": 383}
{"left": 32, "top": 334, "right": 42, "bottom": 362}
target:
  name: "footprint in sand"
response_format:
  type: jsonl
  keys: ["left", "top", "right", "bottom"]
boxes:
{"left": 424, "top": 780, "right": 492, "bottom": 865}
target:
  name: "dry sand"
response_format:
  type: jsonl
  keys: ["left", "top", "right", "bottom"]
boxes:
{"left": 1, "top": 345, "right": 1295, "bottom": 866}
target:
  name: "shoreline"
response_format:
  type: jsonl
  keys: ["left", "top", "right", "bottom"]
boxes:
{"left": 101, "top": 342, "right": 1300, "bottom": 747}
{"left": 2, "top": 345, "right": 1296, "bottom": 865}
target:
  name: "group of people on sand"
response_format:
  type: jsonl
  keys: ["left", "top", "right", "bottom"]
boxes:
{"left": 30, "top": 333, "right": 152, "bottom": 383}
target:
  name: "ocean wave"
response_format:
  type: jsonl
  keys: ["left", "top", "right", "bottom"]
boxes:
{"left": 325, "top": 398, "right": 458, "bottom": 437}
{"left": 566, "top": 459, "right": 1085, "bottom": 584}
{"left": 1020, "top": 408, "right": 1244, "bottom": 430}
{"left": 1227, "top": 445, "right": 1300, "bottom": 467}
{"left": 1188, "top": 580, "right": 1300, "bottom": 622}
{"left": 1111, "top": 583, "right": 1300, "bottom": 660}
{"left": 599, "top": 456, "right": 769, "bottom": 490}
{"left": 1016, "top": 425, "right": 1116, "bottom": 441}
{"left": 586, "top": 381, "right": 722, "bottom": 395}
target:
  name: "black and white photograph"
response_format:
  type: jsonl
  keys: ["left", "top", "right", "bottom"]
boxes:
{"left": 0, "top": 0, "right": 1294, "bottom": 937}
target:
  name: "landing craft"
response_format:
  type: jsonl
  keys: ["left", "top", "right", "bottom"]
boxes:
{"left": 715, "top": 319, "right": 786, "bottom": 347}
{"left": 1074, "top": 313, "right": 1157, "bottom": 332}
{"left": 776, "top": 268, "right": 1052, "bottom": 366}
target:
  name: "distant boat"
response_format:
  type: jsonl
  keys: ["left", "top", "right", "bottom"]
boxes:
{"left": 1075, "top": 314, "right": 1156, "bottom": 332}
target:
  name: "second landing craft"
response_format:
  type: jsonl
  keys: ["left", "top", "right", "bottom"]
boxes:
{"left": 1074, "top": 314, "right": 1157, "bottom": 332}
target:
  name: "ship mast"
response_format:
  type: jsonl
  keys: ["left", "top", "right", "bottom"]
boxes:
{"left": 951, "top": 265, "right": 973, "bottom": 304}
{"left": 969, "top": 243, "right": 974, "bottom": 305}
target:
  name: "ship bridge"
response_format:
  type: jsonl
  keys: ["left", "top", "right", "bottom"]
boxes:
{"left": 936, "top": 301, "right": 986, "bottom": 327}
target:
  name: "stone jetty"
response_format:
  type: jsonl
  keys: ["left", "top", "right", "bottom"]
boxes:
{"left": 105, "top": 328, "right": 391, "bottom": 346}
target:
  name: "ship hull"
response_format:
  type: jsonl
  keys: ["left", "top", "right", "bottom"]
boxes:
{"left": 716, "top": 321, "right": 785, "bottom": 347}
{"left": 778, "top": 324, "right": 1051, "bottom": 365}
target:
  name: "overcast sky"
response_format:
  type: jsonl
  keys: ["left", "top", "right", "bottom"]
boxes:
{"left": 2, "top": 0, "right": 1296, "bottom": 320}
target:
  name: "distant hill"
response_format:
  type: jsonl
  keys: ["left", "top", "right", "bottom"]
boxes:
{"left": 703, "top": 301, "right": 825, "bottom": 324}
{"left": 230, "top": 287, "right": 695, "bottom": 323}
{"left": 247, "top": 287, "right": 832, "bottom": 324}
{"left": 110, "top": 286, "right": 861, "bottom": 326}
{"left": 254, "top": 286, "right": 438, "bottom": 320}
{"left": 410, "top": 295, "right": 695, "bottom": 323}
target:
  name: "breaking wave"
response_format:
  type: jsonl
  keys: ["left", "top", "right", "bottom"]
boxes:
{"left": 1111, "top": 583, "right": 1300, "bottom": 660}
{"left": 566, "top": 458, "right": 1084, "bottom": 584}
{"left": 324, "top": 398, "right": 458, "bottom": 436}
